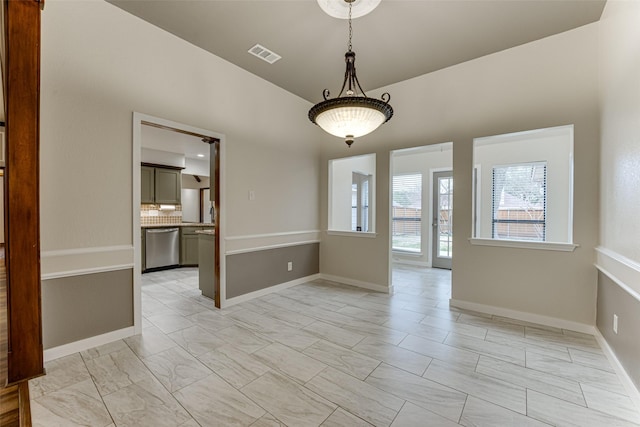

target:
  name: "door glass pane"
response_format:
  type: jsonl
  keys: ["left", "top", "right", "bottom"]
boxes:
{"left": 438, "top": 176, "right": 453, "bottom": 258}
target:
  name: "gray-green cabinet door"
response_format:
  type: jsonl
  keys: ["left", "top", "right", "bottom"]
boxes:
{"left": 198, "top": 234, "right": 215, "bottom": 298}
{"left": 155, "top": 168, "right": 181, "bottom": 204}
{"left": 181, "top": 234, "right": 199, "bottom": 265}
{"left": 141, "top": 166, "right": 155, "bottom": 203}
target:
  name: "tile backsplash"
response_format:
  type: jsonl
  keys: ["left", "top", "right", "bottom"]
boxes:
{"left": 141, "top": 204, "right": 182, "bottom": 225}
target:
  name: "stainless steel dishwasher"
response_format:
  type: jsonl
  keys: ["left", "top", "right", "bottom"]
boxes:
{"left": 145, "top": 227, "right": 180, "bottom": 270}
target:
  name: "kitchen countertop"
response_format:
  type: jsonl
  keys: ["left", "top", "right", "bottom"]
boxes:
{"left": 142, "top": 223, "right": 215, "bottom": 228}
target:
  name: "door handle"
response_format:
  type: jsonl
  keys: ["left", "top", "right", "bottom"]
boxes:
{"left": 147, "top": 228, "right": 179, "bottom": 233}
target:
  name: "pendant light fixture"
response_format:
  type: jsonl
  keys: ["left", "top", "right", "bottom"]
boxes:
{"left": 308, "top": 0, "right": 393, "bottom": 147}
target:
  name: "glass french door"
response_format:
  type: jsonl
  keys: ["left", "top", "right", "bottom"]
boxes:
{"left": 432, "top": 171, "right": 453, "bottom": 269}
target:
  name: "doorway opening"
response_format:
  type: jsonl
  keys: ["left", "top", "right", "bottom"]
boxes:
{"left": 390, "top": 143, "right": 453, "bottom": 296}
{"left": 133, "top": 113, "right": 224, "bottom": 334}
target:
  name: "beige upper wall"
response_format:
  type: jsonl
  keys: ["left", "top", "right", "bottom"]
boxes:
{"left": 320, "top": 23, "right": 600, "bottom": 325}
{"left": 40, "top": 0, "right": 321, "bottom": 255}
{"left": 599, "top": 0, "right": 640, "bottom": 264}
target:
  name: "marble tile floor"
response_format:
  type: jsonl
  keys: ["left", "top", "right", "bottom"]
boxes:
{"left": 29, "top": 265, "right": 640, "bottom": 426}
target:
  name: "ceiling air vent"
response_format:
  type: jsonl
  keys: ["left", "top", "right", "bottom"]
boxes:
{"left": 248, "top": 44, "right": 282, "bottom": 64}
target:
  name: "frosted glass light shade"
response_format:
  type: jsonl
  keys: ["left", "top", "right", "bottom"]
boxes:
{"left": 315, "top": 105, "right": 386, "bottom": 139}
{"left": 308, "top": 96, "right": 394, "bottom": 142}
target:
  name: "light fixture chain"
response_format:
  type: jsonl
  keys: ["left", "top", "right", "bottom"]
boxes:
{"left": 348, "top": 1, "right": 352, "bottom": 52}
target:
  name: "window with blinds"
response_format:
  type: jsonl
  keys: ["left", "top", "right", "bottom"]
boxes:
{"left": 492, "top": 162, "right": 546, "bottom": 241}
{"left": 392, "top": 173, "right": 422, "bottom": 252}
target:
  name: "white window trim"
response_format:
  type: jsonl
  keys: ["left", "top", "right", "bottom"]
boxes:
{"left": 328, "top": 154, "right": 376, "bottom": 233}
{"left": 469, "top": 237, "right": 578, "bottom": 252}
{"left": 473, "top": 124, "right": 574, "bottom": 246}
{"left": 327, "top": 230, "right": 377, "bottom": 238}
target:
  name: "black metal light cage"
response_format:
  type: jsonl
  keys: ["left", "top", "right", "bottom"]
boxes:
{"left": 308, "top": 50, "right": 393, "bottom": 130}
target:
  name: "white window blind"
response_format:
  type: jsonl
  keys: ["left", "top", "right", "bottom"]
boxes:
{"left": 392, "top": 173, "right": 422, "bottom": 252}
{"left": 492, "top": 162, "right": 546, "bottom": 241}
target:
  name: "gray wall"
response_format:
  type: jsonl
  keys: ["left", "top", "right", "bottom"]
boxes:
{"left": 226, "top": 243, "right": 319, "bottom": 299}
{"left": 596, "top": 271, "right": 640, "bottom": 390}
{"left": 42, "top": 269, "right": 134, "bottom": 349}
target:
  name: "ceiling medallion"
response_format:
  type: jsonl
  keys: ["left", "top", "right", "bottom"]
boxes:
{"left": 316, "top": 0, "right": 382, "bottom": 19}
{"left": 309, "top": 0, "right": 393, "bottom": 147}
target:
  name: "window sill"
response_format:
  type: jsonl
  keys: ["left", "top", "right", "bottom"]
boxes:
{"left": 327, "top": 230, "right": 377, "bottom": 238}
{"left": 469, "top": 238, "right": 578, "bottom": 252}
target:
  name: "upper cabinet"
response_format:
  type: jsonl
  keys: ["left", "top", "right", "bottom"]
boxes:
{"left": 141, "top": 164, "right": 182, "bottom": 204}
{"left": 155, "top": 167, "right": 181, "bottom": 204}
{"left": 141, "top": 166, "right": 155, "bottom": 203}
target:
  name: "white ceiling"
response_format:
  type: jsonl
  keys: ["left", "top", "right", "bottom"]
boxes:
{"left": 107, "top": 0, "right": 606, "bottom": 103}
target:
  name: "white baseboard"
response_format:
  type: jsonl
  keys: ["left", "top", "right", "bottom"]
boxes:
{"left": 320, "top": 274, "right": 392, "bottom": 294}
{"left": 593, "top": 328, "right": 640, "bottom": 414}
{"left": 449, "top": 298, "right": 595, "bottom": 334}
{"left": 223, "top": 274, "right": 321, "bottom": 307}
{"left": 43, "top": 326, "right": 136, "bottom": 362}
{"left": 392, "top": 258, "right": 430, "bottom": 268}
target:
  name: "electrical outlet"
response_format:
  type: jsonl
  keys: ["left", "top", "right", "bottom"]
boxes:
{"left": 613, "top": 314, "right": 618, "bottom": 334}
{"left": 248, "top": 190, "right": 255, "bottom": 201}
{"left": 287, "top": 261, "right": 293, "bottom": 272}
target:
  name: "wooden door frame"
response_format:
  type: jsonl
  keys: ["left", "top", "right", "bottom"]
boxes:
{"left": 132, "top": 113, "right": 225, "bottom": 328}
{"left": 4, "top": 0, "right": 44, "bottom": 384}
{"left": 211, "top": 140, "right": 221, "bottom": 308}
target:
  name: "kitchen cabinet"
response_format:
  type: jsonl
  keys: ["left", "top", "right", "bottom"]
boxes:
{"left": 155, "top": 168, "right": 181, "bottom": 204}
{"left": 141, "top": 164, "right": 181, "bottom": 204}
{"left": 181, "top": 226, "right": 215, "bottom": 266}
{"left": 141, "top": 166, "right": 155, "bottom": 203}
{"left": 181, "top": 226, "right": 203, "bottom": 265}
{"left": 198, "top": 231, "right": 216, "bottom": 299}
